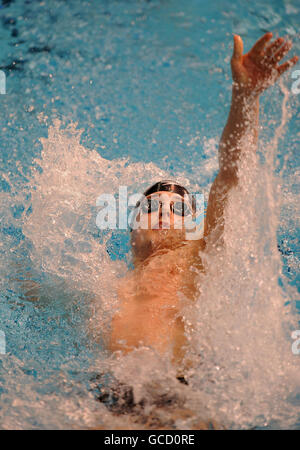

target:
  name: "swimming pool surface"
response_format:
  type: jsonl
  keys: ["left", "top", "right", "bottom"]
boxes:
{"left": 0, "top": 0, "right": 299, "bottom": 429}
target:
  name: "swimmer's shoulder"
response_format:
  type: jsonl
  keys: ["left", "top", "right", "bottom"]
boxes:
{"left": 181, "top": 237, "right": 206, "bottom": 263}
{"left": 115, "top": 269, "right": 137, "bottom": 305}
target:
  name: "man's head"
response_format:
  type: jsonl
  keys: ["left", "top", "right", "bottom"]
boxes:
{"left": 129, "top": 180, "right": 197, "bottom": 264}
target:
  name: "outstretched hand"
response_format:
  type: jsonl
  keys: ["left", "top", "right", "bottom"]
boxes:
{"left": 231, "top": 32, "right": 298, "bottom": 97}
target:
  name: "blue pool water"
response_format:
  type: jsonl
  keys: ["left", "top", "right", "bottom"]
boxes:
{"left": 0, "top": 0, "right": 299, "bottom": 429}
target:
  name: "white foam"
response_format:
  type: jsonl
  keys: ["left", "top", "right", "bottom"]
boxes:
{"left": 6, "top": 104, "right": 300, "bottom": 428}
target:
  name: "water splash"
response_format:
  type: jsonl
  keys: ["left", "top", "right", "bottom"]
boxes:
{"left": 1, "top": 91, "right": 299, "bottom": 428}
{"left": 180, "top": 82, "right": 300, "bottom": 429}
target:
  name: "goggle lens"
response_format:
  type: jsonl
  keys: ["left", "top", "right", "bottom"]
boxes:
{"left": 140, "top": 198, "right": 192, "bottom": 217}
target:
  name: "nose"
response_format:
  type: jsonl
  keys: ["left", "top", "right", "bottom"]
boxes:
{"left": 158, "top": 200, "right": 172, "bottom": 217}
{"left": 158, "top": 202, "right": 175, "bottom": 230}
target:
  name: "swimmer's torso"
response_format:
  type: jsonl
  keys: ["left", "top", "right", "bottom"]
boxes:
{"left": 109, "top": 240, "right": 205, "bottom": 370}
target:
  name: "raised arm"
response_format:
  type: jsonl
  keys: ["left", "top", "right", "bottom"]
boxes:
{"left": 203, "top": 32, "right": 298, "bottom": 248}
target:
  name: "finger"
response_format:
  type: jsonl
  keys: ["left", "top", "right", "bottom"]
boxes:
{"left": 250, "top": 32, "right": 273, "bottom": 55}
{"left": 270, "top": 41, "right": 292, "bottom": 65}
{"left": 264, "top": 37, "right": 284, "bottom": 57}
{"left": 232, "top": 34, "right": 243, "bottom": 61}
{"left": 276, "top": 55, "right": 298, "bottom": 76}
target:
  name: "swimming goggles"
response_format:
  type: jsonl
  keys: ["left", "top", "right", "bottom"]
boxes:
{"left": 139, "top": 196, "right": 193, "bottom": 217}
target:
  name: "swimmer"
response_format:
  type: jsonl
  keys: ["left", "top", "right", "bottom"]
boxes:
{"left": 108, "top": 32, "right": 298, "bottom": 380}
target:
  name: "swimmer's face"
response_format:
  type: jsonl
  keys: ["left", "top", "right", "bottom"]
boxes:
{"left": 130, "top": 191, "right": 194, "bottom": 257}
